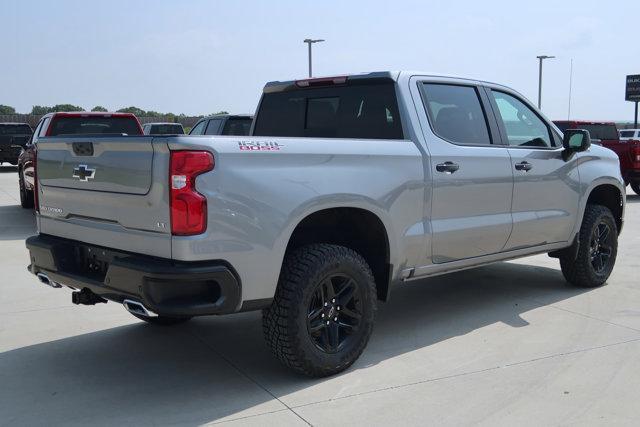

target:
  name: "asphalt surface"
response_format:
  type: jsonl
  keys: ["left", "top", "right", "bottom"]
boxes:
{"left": 1, "top": 164, "right": 640, "bottom": 426}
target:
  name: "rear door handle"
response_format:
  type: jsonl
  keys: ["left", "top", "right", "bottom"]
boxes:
{"left": 436, "top": 161, "right": 460, "bottom": 173}
{"left": 515, "top": 161, "right": 533, "bottom": 171}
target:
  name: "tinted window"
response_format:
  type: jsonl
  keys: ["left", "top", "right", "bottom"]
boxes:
{"left": 579, "top": 124, "right": 618, "bottom": 140}
{"left": 205, "top": 119, "right": 223, "bottom": 135}
{"left": 422, "top": 83, "right": 491, "bottom": 145}
{"left": 491, "top": 91, "right": 554, "bottom": 148}
{"left": 554, "top": 122, "right": 570, "bottom": 132}
{"left": 149, "top": 124, "right": 184, "bottom": 135}
{"left": 189, "top": 120, "right": 207, "bottom": 135}
{"left": 0, "top": 124, "right": 32, "bottom": 135}
{"left": 620, "top": 130, "right": 635, "bottom": 138}
{"left": 222, "top": 118, "right": 252, "bottom": 136}
{"left": 47, "top": 116, "right": 141, "bottom": 136}
{"left": 253, "top": 81, "right": 404, "bottom": 139}
{"left": 38, "top": 118, "right": 51, "bottom": 137}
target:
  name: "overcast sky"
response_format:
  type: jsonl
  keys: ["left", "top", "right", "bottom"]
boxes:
{"left": 3, "top": 0, "right": 640, "bottom": 121}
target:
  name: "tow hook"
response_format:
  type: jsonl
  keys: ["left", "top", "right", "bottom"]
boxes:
{"left": 72, "top": 288, "right": 107, "bottom": 305}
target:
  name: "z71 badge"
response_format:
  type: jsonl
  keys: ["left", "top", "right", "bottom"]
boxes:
{"left": 238, "top": 141, "right": 283, "bottom": 151}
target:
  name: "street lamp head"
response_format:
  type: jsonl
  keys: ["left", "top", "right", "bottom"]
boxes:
{"left": 304, "top": 39, "right": 325, "bottom": 44}
{"left": 536, "top": 55, "right": 556, "bottom": 60}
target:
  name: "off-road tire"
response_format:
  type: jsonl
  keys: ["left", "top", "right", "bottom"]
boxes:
{"left": 130, "top": 313, "right": 192, "bottom": 325}
{"left": 263, "top": 244, "right": 377, "bottom": 377}
{"left": 630, "top": 182, "right": 640, "bottom": 196}
{"left": 560, "top": 204, "right": 617, "bottom": 288}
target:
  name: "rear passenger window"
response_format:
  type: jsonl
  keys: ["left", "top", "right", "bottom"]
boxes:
{"left": 421, "top": 83, "right": 492, "bottom": 145}
{"left": 205, "top": 119, "right": 223, "bottom": 135}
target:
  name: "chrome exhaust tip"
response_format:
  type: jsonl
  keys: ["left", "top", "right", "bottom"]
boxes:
{"left": 36, "top": 272, "right": 62, "bottom": 288}
{"left": 123, "top": 299, "right": 157, "bottom": 318}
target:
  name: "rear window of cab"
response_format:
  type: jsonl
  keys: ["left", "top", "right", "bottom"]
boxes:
{"left": 253, "top": 81, "right": 404, "bottom": 140}
{"left": 48, "top": 117, "right": 142, "bottom": 136}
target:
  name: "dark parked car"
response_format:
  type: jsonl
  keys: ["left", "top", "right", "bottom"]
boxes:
{"left": 18, "top": 112, "right": 143, "bottom": 208}
{"left": 142, "top": 122, "right": 184, "bottom": 135}
{"left": 0, "top": 123, "right": 33, "bottom": 165}
{"left": 189, "top": 114, "right": 253, "bottom": 136}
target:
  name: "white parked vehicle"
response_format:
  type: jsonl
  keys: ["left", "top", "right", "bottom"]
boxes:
{"left": 619, "top": 129, "right": 640, "bottom": 142}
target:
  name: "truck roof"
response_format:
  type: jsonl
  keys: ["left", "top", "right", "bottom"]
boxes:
{"left": 264, "top": 71, "right": 506, "bottom": 93}
{"left": 143, "top": 122, "right": 183, "bottom": 126}
{"left": 41, "top": 111, "right": 139, "bottom": 118}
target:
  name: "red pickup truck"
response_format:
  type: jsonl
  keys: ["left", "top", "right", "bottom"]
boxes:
{"left": 554, "top": 120, "right": 640, "bottom": 195}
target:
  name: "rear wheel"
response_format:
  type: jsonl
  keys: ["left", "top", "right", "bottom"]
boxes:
{"left": 631, "top": 181, "right": 640, "bottom": 196}
{"left": 130, "top": 313, "right": 192, "bottom": 325}
{"left": 263, "top": 244, "right": 377, "bottom": 377}
{"left": 19, "top": 170, "right": 34, "bottom": 209}
{"left": 560, "top": 204, "right": 617, "bottom": 288}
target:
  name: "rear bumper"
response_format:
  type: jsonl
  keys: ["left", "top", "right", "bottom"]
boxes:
{"left": 26, "top": 234, "right": 242, "bottom": 317}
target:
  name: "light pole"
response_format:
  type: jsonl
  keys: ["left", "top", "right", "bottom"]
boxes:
{"left": 537, "top": 55, "right": 555, "bottom": 109}
{"left": 304, "top": 38, "right": 324, "bottom": 78}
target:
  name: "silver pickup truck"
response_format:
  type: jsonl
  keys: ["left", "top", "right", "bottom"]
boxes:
{"left": 26, "top": 71, "right": 625, "bottom": 377}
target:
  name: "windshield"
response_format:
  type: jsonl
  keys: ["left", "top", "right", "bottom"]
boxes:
{"left": 0, "top": 124, "right": 32, "bottom": 135}
{"left": 48, "top": 117, "right": 142, "bottom": 136}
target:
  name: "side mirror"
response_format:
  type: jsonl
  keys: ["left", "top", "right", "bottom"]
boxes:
{"left": 563, "top": 129, "right": 591, "bottom": 151}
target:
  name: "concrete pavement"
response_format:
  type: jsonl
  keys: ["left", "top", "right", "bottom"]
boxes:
{"left": 1, "top": 165, "right": 640, "bottom": 426}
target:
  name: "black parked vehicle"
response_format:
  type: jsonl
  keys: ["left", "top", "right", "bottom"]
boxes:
{"left": 0, "top": 123, "right": 33, "bottom": 165}
{"left": 189, "top": 114, "right": 253, "bottom": 136}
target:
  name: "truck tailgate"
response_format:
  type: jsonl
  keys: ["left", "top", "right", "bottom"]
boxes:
{"left": 36, "top": 136, "right": 172, "bottom": 258}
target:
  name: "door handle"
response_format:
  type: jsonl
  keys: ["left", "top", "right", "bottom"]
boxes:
{"left": 436, "top": 161, "right": 460, "bottom": 173}
{"left": 515, "top": 161, "right": 533, "bottom": 171}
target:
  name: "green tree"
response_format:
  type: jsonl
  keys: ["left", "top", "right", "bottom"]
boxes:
{"left": 51, "top": 104, "right": 84, "bottom": 112}
{"left": 91, "top": 106, "right": 108, "bottom": 112}
{"left": 116, "top": 106, "right": 146, "bottom": 117}
{"left": 31, "top": 105, "right": 51, "bottom": 115}
{"left": 0, "top": 105, "right": 16, "bottom": 114}
{"left": 31, "top": 104, "right": 84, "bottom": 115}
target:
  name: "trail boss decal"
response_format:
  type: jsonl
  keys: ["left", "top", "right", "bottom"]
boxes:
{"left": 238, "top": 141, "right": 283, "bottom": 151}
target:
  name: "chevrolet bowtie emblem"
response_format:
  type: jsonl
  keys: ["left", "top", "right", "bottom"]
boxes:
{"left": 72, "top": 164, "right": 96, "bottom": 181}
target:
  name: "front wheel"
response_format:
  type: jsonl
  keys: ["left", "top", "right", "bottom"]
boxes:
{"left": 630, "top": 182, "right": 640, "bottom": 196}
{"left": 560, "top": 204, "right": 617, "bottom": 288}
{"left": 263, "top": 244, "right": 377, "bottom": 377}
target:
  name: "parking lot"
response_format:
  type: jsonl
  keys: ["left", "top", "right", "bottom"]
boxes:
{"left": 1, "top": 164, "right": 639, "bottom": 426}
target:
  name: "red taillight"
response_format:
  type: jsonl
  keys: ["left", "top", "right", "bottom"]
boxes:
{"left": 169, "top": 150, "right": 214, "bottom": 236}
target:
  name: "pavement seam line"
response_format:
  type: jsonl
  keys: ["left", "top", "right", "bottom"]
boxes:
{"left": 187, "top": 329, "right": 314, "bottom": 427}
{"left": 207, "top": 408, "right": 291, "bottom": 425}
{"left": 290, "top": 336, "right": 640, "bottom": 410}
{"left": 544, "top": 303, "right": 640, "bottom": 333}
